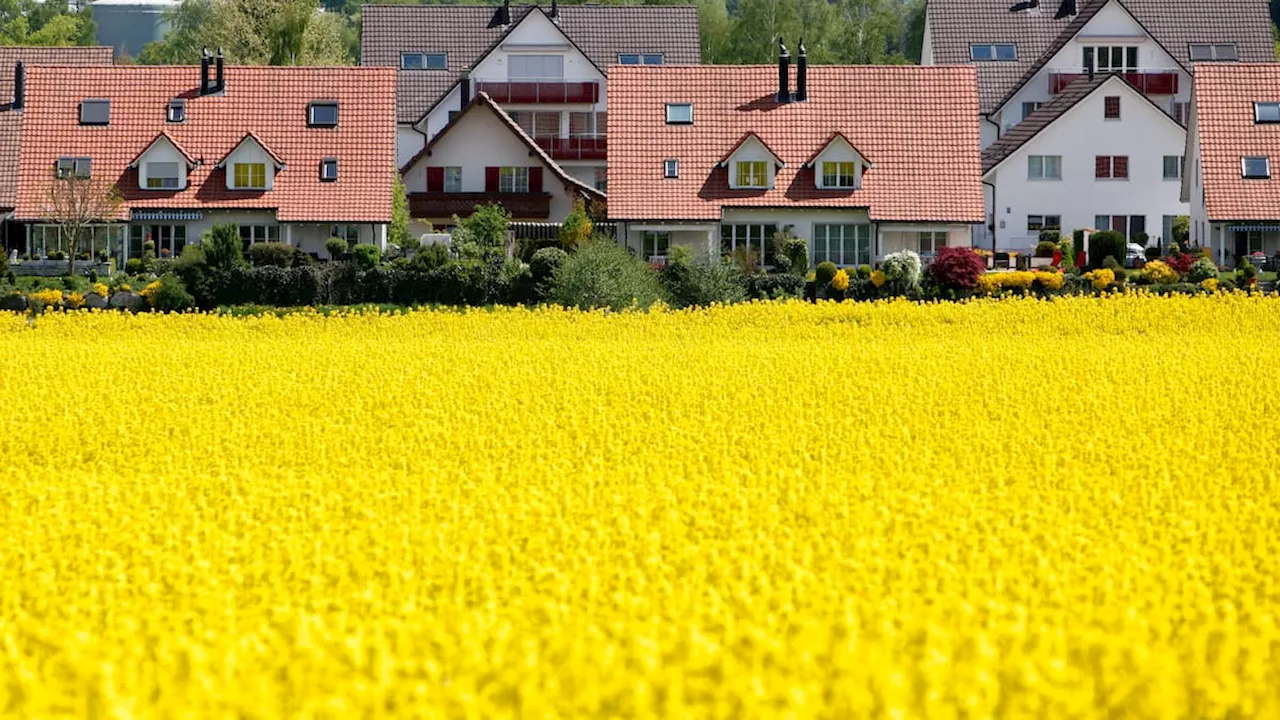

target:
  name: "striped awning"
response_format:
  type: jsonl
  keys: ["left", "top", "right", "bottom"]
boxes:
{"left": 1228, "top": 224, "right": 1280, "bottom": 232}
{"left": 131, "top": 210, "right": 203, "bottom": 221}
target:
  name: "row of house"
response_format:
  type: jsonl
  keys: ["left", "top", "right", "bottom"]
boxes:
{"left": 1, "top": 0, "right": 1278, "bottom": 269}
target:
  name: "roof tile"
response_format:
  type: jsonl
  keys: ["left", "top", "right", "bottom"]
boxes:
{"left": 1194, "top": 64, "right": 1280, "bottom": 221}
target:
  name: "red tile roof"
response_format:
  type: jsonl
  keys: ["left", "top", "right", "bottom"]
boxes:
{"left": 606, "top": 65, "right": 985, "bottom": 223}
{"left": 16, "top": 65, "right": 396, "bottom": 223}
{"left": 1193, "top": 64, "right": 1280, "bottom": 221}
{"left": 0, "top": 46, "right": 114, "bottom": 210}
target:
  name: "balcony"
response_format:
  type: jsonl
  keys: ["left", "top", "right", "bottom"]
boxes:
{"left": 475, "top": 78, "right": 601, "bottom": 104}
{"left": 534, "top": 135, "right": 607, "bottom": 161}
{"left": 408, "top": 192, "right": 551, "bottom": 220}
{"left": 1049, "top": 68, "right": 1180, "bottom": 96}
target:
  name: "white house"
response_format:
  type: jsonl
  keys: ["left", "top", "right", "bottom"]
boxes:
{"left": 1183, "top": 64, "right": 1280, "bottom": 265}
{"left": 606, "top": 53, "right": 985, "bottom": 265}
{"left": 361, "top": 2, "right": 700, "bottom": 207}
{"left": 981, "top": 73, "right": 1188, "bottom": 251}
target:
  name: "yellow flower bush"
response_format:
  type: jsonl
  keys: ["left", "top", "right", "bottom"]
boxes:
{"left": 1, "top": 297, "right": 1278, "bottom": 717}
{"left": 1033, "top": 270, "right": 1064, "bottom": 290}
{"left": 1201, "top": 277, "right": 1220, "bottom": 292}
{"left": 831, "top": 268, "right": 849, "bottom": 292}
{"left": 63, "top": 291, "right": 85, "bottom": 309}
{"left": 869, "top": 269, "right": 885, "bottom": 288}
{"left": 975, "top": 273, "right": 999, "bottom": 295}
{"left": 139, "top": 280, "right": 163, "bottom": 308}
{"left": 1143, "top": 259, "right": 1179, "bottom": 285}
{"left": 27, "top": 288, "right": 63, "bottom": 309}
{"left": 92, "top": 282, "right": 109, "bottom": 297}
{"left": 1085, "top": 267, "right": 1115, "bottom": 290}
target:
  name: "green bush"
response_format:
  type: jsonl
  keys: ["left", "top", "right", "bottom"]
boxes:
{"left": 558, "top": 200, "right": 593, "bottom": 250}
{"left": 660, "top": 258, "right": 745, "bottom": 308}
{"left": 856, "top": 264, "right": 872, "bottom": 280}
{"left": 740, "top": 273, "right": 804, "bottom": 300}
{"left": 530, "top": 246, "right": 568, "bottom": 301}
{"left": 412, "top": 243, "right": 452, "bottom": 271}
{"left": 249, "top": 241, "right": 295, "bottom": 268}
{"left": 148, "top": 273, "right": 195, "bottom": 312}
{"left": 1038, "top": 229, "right": 1061, "bottom": 245}
{"left": 325, "top": 237, "right": 347, "bottom": 260}
{"left": 815, "top": 261, "right": 838, "bottom": 287}
{"left": 124, "top": 258, "right": 144, "bottom": 274}
{"left": 1187, "top": 257, "right": 1218, "bottom": 283}
{"left": 351, "top": 243, "right": 381, "bottom": 271}
{"left": 1088, "top": 231, "right": 1126, "bottom": 269}
{"left": 1034, "top": 240, "right": 1059, "bottom": 258}
{"left": 551, "top": 241, "right": 666, "bottom": 311}
{"left": 173, "top": 245, "right": 214, "bottom": 307}
{"left": 203, "top": 224, "right": 247, "bottom": 271}
{"left": 779, "top": 236, "right": 808, "bottom": 275}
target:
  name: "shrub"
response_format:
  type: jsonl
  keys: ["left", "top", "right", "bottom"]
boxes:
{"left": 1145, "top": 246, "right": 1162, "bottom": 261}
{"left": 1187, "top": 257, "right": 1218, "bottom": 283}
{"left": 140, "top": 273, "right": 194, "bottom": 311}
{"left": 1034, "top": 240, "right": 1059, "bottom": 258}
{"left": 1088, "top": 231, "right": 1126, "bottom": 269}
{"left": 1085, "top": 268, "right": 1115, "bottom": 291}
{"left": 530, "top": 247, "right": 569, "bottom": 301}
{"left": 926, "top": 246, "right": 987, "bottom": 293}
{"left": 216, "top": 266, "right": 321, "bottom": 307}
{"left": 453, "top": 203, "right": 511, "bottom": 260}
{"left": 412, "top": 243, "right": 452, "bottom": 272}
{"left": 124, "top": 258, "right": 144, "bottom": 274}
{"left": 1033, "top": 270, "right": 1065, "bottom": 292}
{"left": 558, "top": 200, "right": 593, "bottom": 250}
{"left": 551, "top": 241, "right": 666, "bottom": 311}
{"left": 831, "top": 269, "right": 849, "bottom": 292}
{"left": 1038, "top": 229, "right": 1061, "bottom": 245}
{"left": 142, "top": 240, "right": 156, "bottom": 258}
{"left": 779, "top": 236, "right": 808, "bottom": 275}
{"left": 249, "top": 242, "right": 295, "bottom": 268}
{"left": 351, "top": 244, "right": 381, "bottom": 271}
{"left": 814, "top": 261, "right": 838, "bottom": 287}
{"left": 882, "top": 250, "right": 922, "bottom": 294}
{"left": 1142, "top": 260, "right": 1179, "bottom": 285}
{"left": 856, "top": 264, "right": 872, "bottom": 280}
{"left": 203, "top": 224, "right": 247, "bottom": 271}
{"left": 740, "top": 273, "right": 803, "bottom": 300}
{"left": 662, "top": 259, "right": 745, "bottom": 308}
{"left": 325, "top": 237, "right": 348, "bottom": 260}
{"left": 1165, "top": 253, "right": 1195, "bottom": 275}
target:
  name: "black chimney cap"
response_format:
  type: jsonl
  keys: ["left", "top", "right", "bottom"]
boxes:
{"left": 1053, "top": 0, "right": 1076, "bottom": 19}
{"left": 487, "top": 0, "right": 511, "bottom": 28}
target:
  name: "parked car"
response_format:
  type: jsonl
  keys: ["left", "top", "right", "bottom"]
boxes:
{"left": 1126, "top": 243, "right": 1147, "bottom": 268}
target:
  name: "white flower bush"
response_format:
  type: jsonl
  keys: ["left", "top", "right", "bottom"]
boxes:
{"left": 882, "top": 250, "right": 922, "bottom": 294}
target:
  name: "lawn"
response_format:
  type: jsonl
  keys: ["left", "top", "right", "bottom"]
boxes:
{"left": 1, "top": 297, "right": 1278, "bottom": 717}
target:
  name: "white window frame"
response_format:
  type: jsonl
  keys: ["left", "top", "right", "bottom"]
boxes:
{"left": 509, "top": 55, "right": 564, "bottom": 80}
{"left": 444, "top": 167, "right": 462, "bottom": 193}
{"left": 970, "top": 44, "right": 1016, "bottom": 61}
{"left": 618, "top": 53, "right": 664, "bottom": 65}
{"left": 665, "top": 103, "right": 693, "bottom": 124}
{"left": 238, "top": 224, "right": 280, "bottom": 245}
{"left": 813, "top": 224, "right": 871, "bottom": 266}
{"left": 145, "top": 161, "right": 181, "bottom": 189}
{"left": 1021, "top": 101, "right": 1041, "bottom": 120}
{"left": 330, "top": 225, "right": 361, "bottom": 246}
{"left": 918, "top": 231, "right": 948, "bottom": 255}
{"left": 664, "top": 158, "right": 679, "bottom": 178}
{"left": 641, "top": 231, "right": 670, "bottom": 262}
{"left": 499, "top": 167, "right": 529, "bottom": 193}
{"left": 1162, "top": 155, "right": 1183, "bottom": 181}
{"left": 167, "top": 99, "right": 185, "bottom": 123}
{"left": 1254, "top": 102, "right": 1280, "bottom": 124}
{"left": 232, "top": 162, "right": 267, "bottom": 190}
{"left": 1188, "top": 43, "right": 1238, "bottom": 62}
{"left": 401, "top": 52, "right": 447, "bottom": 70}
{"left": 55, "top": 156, "right": 92, "bottom": 179}
{"left": 1242, "top": 156, "right": 1271, "bottom": 179}
{"left": 1027, "top": 155, "right": 1062, "bottom": 180}
{"left": 720, "top": 224, "right": 778, "bottom": 266}
{"left": 1089, "top": 45, "right": 1139, "bottom": 73}
{"left": 735, "top": 160, "right": 768, "bottom": 188}
{"left": 820, "top": 161, "right": 857, "bottom": 189}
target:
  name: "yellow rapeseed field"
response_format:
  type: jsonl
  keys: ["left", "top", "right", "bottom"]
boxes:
{"left": 1, "top": 295, "right": 1278, "bottom": 718}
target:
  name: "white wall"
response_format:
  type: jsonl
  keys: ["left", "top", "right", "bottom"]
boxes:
{"left": 135, "top": 137, "right": 188, "bottom": 191}
{"left": 222, "top": 140, "right": 276, "bottom": 190}
{"left": 415, "top": 84, "right": 464, "bottom": 147}
{"left": 811, "top": 138, "right": 866, "bottom": 190}
{"left": 725, "top": 136, "right": 780, "bottom": 189}
{"left": 397, "top": 125, "right": 427, "bottom": 169}
{"left": 921, "top": 15, "right": 934, "bottom": 65}
{"left": 986, "top": 77, "right": 1188, "bottom": 252}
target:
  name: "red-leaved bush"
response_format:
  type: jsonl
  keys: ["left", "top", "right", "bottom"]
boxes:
{"left": 1164, "top": 253, "right": 1195, "bottom": 275}
{"left": 926, "top": 246, "right": 988, "bottom": 292}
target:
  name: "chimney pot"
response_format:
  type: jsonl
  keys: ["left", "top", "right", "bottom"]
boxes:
{"left": 13, "top": 61, "right": 24, "bottom": 111}
{"left": 795, "top": 38, "right": 807, "bottom": 102}
{"left": 215, "top": 47, "right": 225, "bottom": 93}
{"left": 200, "top": 47, "right": 211, "bottom": 95}
{"left": 776, "top": 37, "right": 790, "bottom": 104}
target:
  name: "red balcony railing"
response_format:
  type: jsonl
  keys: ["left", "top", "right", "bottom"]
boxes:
{"left": 1049, "top": 69, "right": 1180, "bottom": 95}
{"left": 534, "top": 135, "right": 607, "bottom": 161}
{"left": 475, "top": 79, "right": 600, "bottom": 104}
{"left": 408, "top": 192, "right": 551, "bottom": 220}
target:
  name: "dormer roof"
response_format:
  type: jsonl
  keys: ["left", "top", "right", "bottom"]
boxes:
{"left": 718, "top": 132, "right": 786, "bottom": 168}
{"left": 215, "top": 131, "right": 287, "bottom": 170}
{"left": 803, "top": 132, "right": 874, "bottom": 169}
{"left": 127, "top": 131, "right": 199, "bottom": 169}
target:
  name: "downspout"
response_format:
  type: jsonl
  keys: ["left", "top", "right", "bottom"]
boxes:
{"left": 982, "top": 178, "right": 997, "bottom": 253}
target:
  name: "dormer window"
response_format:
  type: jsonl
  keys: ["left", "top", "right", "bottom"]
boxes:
{"left": 234, "top": 163, "right": 267, "bottom": 189}
{"left": 735, "top": 161, "right": 767, "bottom": 188}
{"left": 320, "top": 157, "right": 339, "bottom": 182}
{"left": 401, "top": 52, "right": 447, "bottom": 70}
{"left": 1189, "top": 43, "right": 1238, "bottom": 62}
{"left": 308, "top": 101, "right": 339, "bottom": 128}
{"left": 619, "top": 54, "right": 663, "bottom": 65}
{"left": 665, "top": 103, "right": 693, "bottom": 125}
{"left": 79, "top": 99, "right": 110, "bottom": 125}
{"left": 821, "top": 162, "right": 856, "bottom": 189}
{"left": 55, "top": 156, "right": 92, "bottom": 179}
{"left": 167, "top": 99, "right": 186, "bottom": 123}
{"left": 970, "top": 44, "right": 1016, "bottom": 61}
{"left": 1255, "top": 102, "right": 1280, "bottom": 124}
{"left": 145, "top": 162, "right": 181, "bottom": 189}
{"left": 1242, "top": 156, "right": 1270, "bottom": 179}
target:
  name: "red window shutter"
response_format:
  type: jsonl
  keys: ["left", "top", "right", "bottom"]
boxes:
{"left": 485, "top": 166, "right": 499, "bottom": 192}
{"left": 1113, "top": 156, "right": 1129, "bottom": 178}
{"left": 426, "top": 167, "right": 444, "bottom": 192}
{"left": 528, "top": 166, "right": 543, "bottom": 193}
{"left": 1095, "top": 156, "right": 1111, "bottom": 179}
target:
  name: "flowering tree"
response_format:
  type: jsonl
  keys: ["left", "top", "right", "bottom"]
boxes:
{"left": 41, "top": 171, "right": 123, "bottom": 278}
{"left": 926, "top": 246, "right": 988, "bottom": 293}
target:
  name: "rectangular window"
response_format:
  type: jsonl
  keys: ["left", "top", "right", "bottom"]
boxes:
{"left": 813, "top": 224, "right": 871, "bottom": 266}
{"left": 1255, "top": 102, "right": 1280, "bottom": 124}
{"left": 330, "top": 225, "right": 361, "bottom": 246}
{"left": 665, "top": 103, "right": 693, "bottom": 124}
{"left": 1093, "top": 215, "right": 1143, "bottom": 239}
{"left": 970, "top": 44, "right": 1016, "bottom": 61}
{"left": 79, "top": 99, "right": 110, "bottom": 125}
{"left": 167, "top": 99, "right": 185, "bottom": 123}
{"left": 735, "top": 160, "right": 767, "bottom": 188}
{"left": 1163, "top": 155, "right": 1183, "bottom": 180}
{"left": 1022, "top": 101, "right": 1041, "bottom": 120}
{"left": 1242, "top": 156, "right": 1271, "bottom": 179}
{"left": 618, "top": 53, "right": 664, "bottom": 65}
{"left": 401, "top": 52, "right": 447, "bottom": 70}
{"left": 509, "top": 55, "right": 564, "bottom": 79}
{"left": 1095, "top": 156, "right": 1128, "bottom": 179}
{"left": 55, "top": 156, "right": 92, "bottom": 179}
{"left": 664, "top": 158, "right": 679, "bottom": 178}
{"left": 918, "top": 231, "right": 948, "bottom": 255}
{"left": 641, "top": 231, "right": 670, "bottom": 261}
{"left": 499, "top": 166, "right": 529, "bottom": 193}
{"left": 1173, "top": 101, "right": 1190, "bottom": 125}
{"left": 444, "top": 167, "right": 462, "bottom": 193}
{"left": 308, "top": 101, "right": 339, "bottom": 127}
{"left": 233, "top": 163, "right": 266, "bottom": 189}
{"left": 320, "top": 158, "right": 339, "bottom": 182}
{"left": 238, "top": 224, "right": 280, "bottom": 250}
{"left": 1104, "top": 96, "right": 1121, "bottom": 119}
{"left": 1028, "top": 155, "right": 1062, "bottom": 180}
{"left": 1189, "top": 43, "right": 1238, "bottom": 61}
{"left": 821, "top": 161, "right": 857, "bottom": 188}
{"left": 145, "top": 161, "right": 181, "bottom": 189}
{"left": 720, "top": 224, "right": 779, "bottom": 266}
{"left": 1088, "top": 45, "right": 1138, "bottom": 73}
{"left": 1027, "top": 215, "right": 1061, "bottom": 232}
{"left": 593, "top": 167, "right": 607, "bottom": 193}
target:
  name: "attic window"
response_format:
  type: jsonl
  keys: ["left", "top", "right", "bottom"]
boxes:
{"left": 619, "top": 54, "right": 663, "bottom": 65}
{"left": 320, "top": 157, "right": 339, "bottom": 182}
{"left": 79, "top": 99, "right": 110, "bottom": 125}
{"left": 970, "top": 44, "right": 1016, "bottom": 61}
{"left": 166, "top": 99, "right": 186, "bottom": 123}
{"left": 1254, "top": 103, "right": 1280, "bottom": 124}
{"left": 1242, "top": 156, "right": 1271, "bottom": 179}
{"left": 1188, "top": 43, "right": 1238, "bottom": 61}
{"left": 402, "top": 52, "right": 447, "bottom": 70}
{"left": 308, "top": 101, "right": 339, "bottom": 127}
{"left": 664, "top": 158, "right": 679, "bottom": 178}
{"left": 665, "top": 103, "right": 693, "bottom": 125}
{"left": 55, "top": 156, "right": 92, "bottom": 179}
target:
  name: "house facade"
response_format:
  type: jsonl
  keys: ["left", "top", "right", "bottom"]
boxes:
{"left": 400, "top": 92, "right": 603, "bottom": 234}
{"left": 14, "top": 60, "right": 396, "bottom": 261}
{"left": 1183, "top": 64, "right": 1280, "bottom": 265}
{"left": 981, "top": 73, "right": 1188, "bottom": 251}
{"left": 924, "top": 0, "right": 1273, "bottom": 248}
{"left": 606, "top": 56, "right": 985, "bottom": 265}
{"left": 361, "top": 1, "right": 699, "bottom": 220}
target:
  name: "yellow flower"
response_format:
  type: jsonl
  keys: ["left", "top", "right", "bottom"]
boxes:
{"left": 64, "top": 292, "right": 85, "bottom": 309}
{"left": 1087, "top": 268, "right": 1115, "bottom": 291}
{"left": 1033, "top": 271, "right": 1064, "bottom": 291}
{"left": 27, "top": 288, "right": 63, "bottom": 309}
{"left": 831, "top": 269, "right": 850, "bottom": 292}
{"left": 1200, "top": 277, "right": 1219, "bottom": 292}
{"left": 92, "top": 283, "right": 109, "bottom": 297}
{"left": 139, "top": 280, "right": 163, "bottom": 308}
{"left": 976, "top": 273, "right": 999, "bottom": 295}
{"left": 870, "top": 270, "right": 886, "bottom": 288}
{"left": 1142, "top": 260, "right": 1179, "bottom": 285}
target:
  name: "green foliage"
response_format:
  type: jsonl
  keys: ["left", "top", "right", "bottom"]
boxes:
{"left": 412, "top": 242, "right": 451, "bottom": 271}
{"left": 1188, "top": 257, "right": 1218, "bottom": 283}
{"left": 558, "top": 200, "right": 593, "bottom": 250}
{"left": 451, "top": 203, "right": 511, "bottom": 261}
{"left": 138, "top": 0, "right": 352, "bottom": 66}
{"left": 551, "top": 241, "right": 666, "bottom": 311}
{"left": 1089, "top": 231, "right": 1126, "bottom": 269}
{"left": 203, "top": 224, "right": 247, "bottom": 271}
{"left": 325, "top": 237, "right": 347, "bottom": 260}
{"left": 660, "top": 256, "right": 745, "bottom": 308}
{"left": 1034, "top": 240, "right": 1059, "bottom": 258}
{"left": 856, "top": 264, "right": 872, "bottom": 280}
{"left": 1, "top": 0, "right": 97, "bottom": 47}
{"left": 1172, "top": 216, "right": 1191, "bottom": 245}
{"left": 124, "top": 258, "right": 144, "bottom": 274}
{"left": 815, "top": 261, "right": 838, "bottom": 287}
{"left": 149, "top": 273, "right": 195, "bottom": 312}
{"left": 390, "top": 172, "right": 410, "bottom": 249}
{"left": 249, "top": 241, "right": 295, "bottom": 268}
{"left": 351, "top": 243, "right": 381, "bottom": 271}
{"left": 529, "top": 246, "right": 568, "bottom": 302}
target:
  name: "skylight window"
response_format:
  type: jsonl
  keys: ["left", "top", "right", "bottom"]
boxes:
{"left": 1188, "top": 43, "right": 1238, "bottom": 61}
{"left": 167, "top": 99, "right": 186, "bottom": 123}
{"left": 401, "top": 52, "right": 447, "bottom": 70}
{"left": 1255, "top": 102, "right": 1280, "bottom": 124}
{"left": 79, "top": 99, "right": 110, "bottom": 125}
{"left": 970, "top": 44, "right": 1016, "bottom": 61}
{"left": 320, "top": 157, "right": 339, "bottom": 182}
{"left": 619, "top": 54, "right": 664, "bottom": 65}
{"left": 665, "top": 103, "right": 693, "bottom": 124}
{"left": 664, "top": 158, "right": 679, "bottom": 178}
{"left": 1242, "top": 156, "right": 1271, "bottom": 179}
{"left": 308, "top": 101, "right": 339, "bottom": 128}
